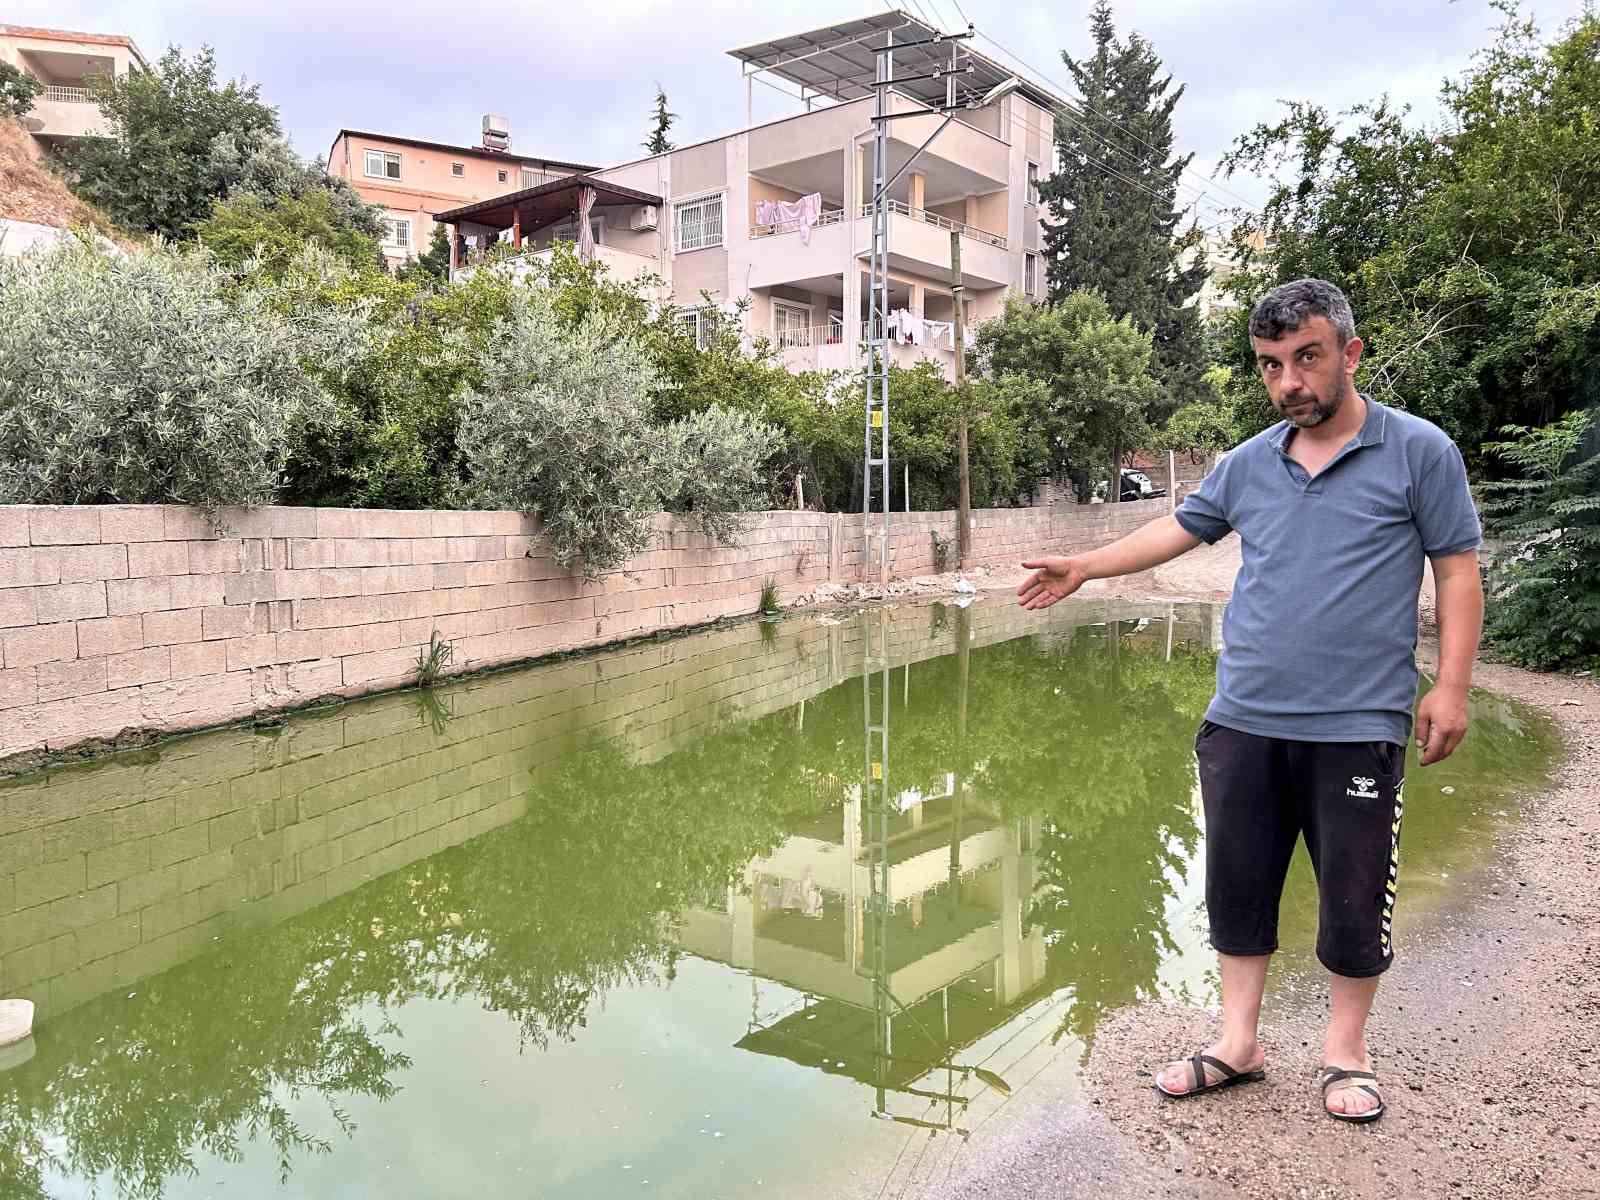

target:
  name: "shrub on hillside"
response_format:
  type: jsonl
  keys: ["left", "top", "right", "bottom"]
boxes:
{"left": 0, "top": 236, "right": 325, "bottom": 513}
{"left": 0, "top": 61, "right": 43, "bottom": 117}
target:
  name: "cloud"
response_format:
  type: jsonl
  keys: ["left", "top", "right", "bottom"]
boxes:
{"left": 10, "top": 0, "right": 1585, "bottom": 210}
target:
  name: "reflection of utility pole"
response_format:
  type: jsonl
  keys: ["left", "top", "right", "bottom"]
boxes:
{"left": 863, "top": 608, "right": 892, "bottom": 1115}
{"left": 948, "top": 603, "right": 970, "bottom": 913}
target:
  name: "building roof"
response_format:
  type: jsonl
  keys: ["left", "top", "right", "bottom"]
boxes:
{"left": 0, "top": 23, "right": 148, "bottom": 69}
{"left": 433, "top": 174, "right": 662, "bottom": 231}
{"left": 328, "top": 129, "right": 596, "bottom": 173}
{"left": 727, "top": 11, "right": 1064, "bottom": 114}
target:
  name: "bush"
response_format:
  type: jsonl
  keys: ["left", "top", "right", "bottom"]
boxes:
{"left": 0, "top": 61, "right": 43, "bottom": 117}
{"left": 662, "top": 405, "right": 784, "bottom": 544}
{"left": 457, "top": 287, "right": 668, "bottom": 579}
{"left": 1480, "top": 410, "right": 1600, "bottom": 671}
{"left": 0, "top": 236, "right": 325, "bottom": 514}
{"left": 196, "top": 188, "right": 383, "bottom": 276}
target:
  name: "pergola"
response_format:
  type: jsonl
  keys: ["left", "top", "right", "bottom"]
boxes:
{"left": 432, "top": 174, "right": 664, "bottom": 270}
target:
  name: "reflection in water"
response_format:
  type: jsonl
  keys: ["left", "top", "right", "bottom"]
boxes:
{"left": 0, "top": 601, "right": 1558, "bottom": 1199}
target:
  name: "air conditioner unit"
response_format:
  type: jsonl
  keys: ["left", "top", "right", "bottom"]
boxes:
{"left": 629, "top": 205, "right": 659, "bottom": 232}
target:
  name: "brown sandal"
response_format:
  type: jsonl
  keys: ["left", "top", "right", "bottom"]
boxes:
{"left": 1155, "top": 1052, "right": 1266, "bottom": 1099}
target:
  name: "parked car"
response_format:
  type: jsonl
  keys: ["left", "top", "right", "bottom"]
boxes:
{"left": 1091, "top": 470, "right": 1168, "bottom": 502}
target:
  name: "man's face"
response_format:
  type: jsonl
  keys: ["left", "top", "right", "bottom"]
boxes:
{"left": 1252, "top": 316, "right": 1364, "bottom": 428}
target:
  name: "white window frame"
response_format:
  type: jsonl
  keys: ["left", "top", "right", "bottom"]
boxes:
{"left": 364, "top": 149, "right": 402, "bottom": 180}
{"left": 674, "top": 191, "right": 725, "bottom": 253}
{"left": 677, "top": 307, "right": 717, "bottom": 349}
{"left": 450, "top": 162, "right": 465, "bottom": 177}
{"left": 497, "top": 169, "right": 508, "bottom": 183}
{"left": 1026, "top": 161, "right": 1041, "bottom": 206}
{"left": 380, "top": 215, "right": 411, "bottom": 250}
{"left": 773, "top": 300, "right": 812, "bottom": 349}
{"left": 1024, "top": 251, "right": 1038, "bottom": 297}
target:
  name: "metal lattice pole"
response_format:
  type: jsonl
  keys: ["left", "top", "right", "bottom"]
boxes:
{"left": 863, "top": 31, "right": 894, "bottom": 582}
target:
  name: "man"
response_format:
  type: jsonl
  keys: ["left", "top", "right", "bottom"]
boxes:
{"left": 1017, "top": 279, "right": 1483, "bottom": 1124}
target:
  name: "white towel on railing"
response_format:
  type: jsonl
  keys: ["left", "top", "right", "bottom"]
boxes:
{"left": 755, "top": 192, "right": 823, "bottom": 244}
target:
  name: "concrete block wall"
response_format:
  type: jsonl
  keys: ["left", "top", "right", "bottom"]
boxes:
{"left": 0, "top": 596, "right": 1197, "bottom": 1021}
{"left": 0, "top": 500, "right": 1173, "bottom": 762}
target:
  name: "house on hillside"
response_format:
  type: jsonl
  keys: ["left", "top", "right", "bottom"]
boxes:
{"left": 0, "top": 24, "right": 148, "bottom": 155}
{"left": 433, "top": 11, "right": 1060, "bottom": 382}
{"left": 326, "top": 123, "right": 595, "bottom": 269}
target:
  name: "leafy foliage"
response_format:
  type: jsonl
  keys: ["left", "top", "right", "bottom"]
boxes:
{"left": 0, "top": 236, "right": 325, "bottom": 513}
{"left": 644, "top": 86, "right": 677, "bottom": 154}
{"left": 1480, "top": 410, "right": 1600, "bottom": 670}
{"left": 663, "top": 404, "right": 785, "bottom": 544}
{"left": 0, "top": 60, "right": 43, "bottom": 117}
{"left": 195, "top": 187, "right": 383, "bottom": 276}
{"left": 1040, "top": 0, "right": 1210, "bottom": 411}
{"left": 976, "top": 292, "right": 1162, "bottom": 497}
{"left": 398, "top": 222, "right": 453, "bottom": 284}
{"left": 59, "top": 46, "right": 281, "bottom": 239}
{"left": 1218, "top": 7, "right": 1600, "bottom": 455}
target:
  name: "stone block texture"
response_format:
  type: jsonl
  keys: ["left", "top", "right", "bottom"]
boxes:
{"left": 0, "top": 498, "right": 1179, "bottom": 761}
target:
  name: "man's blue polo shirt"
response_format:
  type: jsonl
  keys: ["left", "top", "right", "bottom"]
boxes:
{"left": 1174, "top": 397, "right": 1481, "bottom": 745}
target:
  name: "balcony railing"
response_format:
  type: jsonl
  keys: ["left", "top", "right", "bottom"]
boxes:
{"left": 773, "top": 322, "right": 847, "bottom": 350}
{"left": 861, "top": 200, "right": 1008, "bottom": 250}
{"left": 43, "top": 84, "right": 94, "bottom": 104}
{"left": 749, "top": 202, "right": 1008, "bottom": 251}
{"left": 750, "top": 208, "right": 849, "bottom": 240}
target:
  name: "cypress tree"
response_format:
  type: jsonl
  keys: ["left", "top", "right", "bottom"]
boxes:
{"left": 644, "top": 87, "right": 677, "bottom": 155}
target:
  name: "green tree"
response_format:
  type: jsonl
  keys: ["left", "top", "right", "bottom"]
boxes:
{"left": 0, "top": 60, "right": 43, "bottom": 117}
{"left": 644, "top": 85, "right": 677, "bottom": 154}
{"left": 59, "top": 46, "right": 281, "bottom": 239}
{"left": 976, "top": 291, "right": 1162, "bottom": 499}
{"left": 1040, "top": 0, "right": 1209, "bottom": 412}
{"left": 398, "top": 222, "right": 454, "bottom": 283}
{"left": 195, "top": 187, "right": 383, "bottom": 276}
{"left": 1219, "top": 7, "right": 1600, "bottom": 454}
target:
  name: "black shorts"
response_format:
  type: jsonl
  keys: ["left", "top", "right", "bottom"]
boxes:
{"left": 1195, "top": 720, "right": 1406, "bottom": 978}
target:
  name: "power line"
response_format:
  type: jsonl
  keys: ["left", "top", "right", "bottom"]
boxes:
{"left": 975, "top": 29, "right": 1263, "bottom": 214}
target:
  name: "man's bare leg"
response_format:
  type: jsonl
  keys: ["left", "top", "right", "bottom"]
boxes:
{"left": 1157, "top": 952, "right": 1270, "bottom": 1092}
{"left": 1322, "top": 972, "right": 1381, "bottom": 1116}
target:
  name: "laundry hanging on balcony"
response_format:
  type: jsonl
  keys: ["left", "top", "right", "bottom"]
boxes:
{"left": 755, "top": 192, "right": 823, "bottom": 244}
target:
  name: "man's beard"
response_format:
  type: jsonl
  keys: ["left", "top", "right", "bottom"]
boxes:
{"left": 1278, "top": 377, "right": 1349, "bottom": 427}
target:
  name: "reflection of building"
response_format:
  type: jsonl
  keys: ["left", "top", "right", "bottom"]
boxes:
{"left": 681, "top": 609, "right": 1048, "bottom": 1128}
{"left": 0, "top": 24, "right": 148, "bottom": 153}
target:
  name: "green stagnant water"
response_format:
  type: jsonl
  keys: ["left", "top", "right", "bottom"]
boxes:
{"left": 0, "top": 599, "right": 1559, "bottom": 1199}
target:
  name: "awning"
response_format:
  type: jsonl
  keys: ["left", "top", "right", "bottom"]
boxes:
{"left": 726, "top": 11, "right": 1064, "bottom": 113}
{"left": 433, "top": 174, "right": 663, "bottom": 234}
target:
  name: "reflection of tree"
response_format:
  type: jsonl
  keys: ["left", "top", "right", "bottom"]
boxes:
{"left": 0, "top": 609, "right": 1223, "bottom": 1198}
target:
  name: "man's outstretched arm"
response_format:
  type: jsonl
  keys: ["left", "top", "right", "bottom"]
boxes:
{"left": 1018, "top": 516, "right": 1203, "bottom": 610}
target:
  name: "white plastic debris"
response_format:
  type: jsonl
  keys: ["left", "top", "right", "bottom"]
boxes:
{"left": 0, "top": 999, "right": 33, "bottom": 1048}
{"left": 951, "top": 578, "right": 977, "bottom": 594}
{"left": 1440, "top": 786, "right": 1456, "bottom": 795}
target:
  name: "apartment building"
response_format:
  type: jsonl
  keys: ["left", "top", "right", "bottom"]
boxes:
{"left": 0, "top": 24, "right": 148, "bottom": 154}
{"left": 435, "top": 12, "right": 1059, "bottom": 381}
{"left": 326, "top": 121, "right": 595, "bottom": 267}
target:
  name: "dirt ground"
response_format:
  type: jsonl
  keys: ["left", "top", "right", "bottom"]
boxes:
{"left": 952, "top": 537, "right": 1600, "bottom": 1199}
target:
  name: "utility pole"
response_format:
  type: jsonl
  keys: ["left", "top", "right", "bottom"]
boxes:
{"left": 950, "top": 229, "right": 970, "bottom": 568}
{"left": 861, "top": 23, "right": 1005, "bottom": 583}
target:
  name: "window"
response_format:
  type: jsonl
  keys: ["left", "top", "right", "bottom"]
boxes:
{"left": 497, "top": 170, "right": 508, "bottom": 183}
{"left": 674, "top": 193, "right": 724, "bottom": 252}
{"left": 677, "top": 307, "right": 718, "bottom": 349}
{"left": 773, "top": 302, "right": 811, "bottom": 349}
{"left": 381, "top": 216, "right": 411, "bottom": 249}
{"left": 1024, "top": 252, "right": 1038, "bottom": 297}
{"left": 364, "top": 149, "right": 402, "bottom": 180}
{"left": 451, "top": 162, "right": 465, "bottom": 177}
{"left": 1026, "top": 161, "right": 1040, "bottom": 206}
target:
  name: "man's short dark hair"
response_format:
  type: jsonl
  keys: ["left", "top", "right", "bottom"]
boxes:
{"left": 1249, "top": 278, "right": 1356, "bottom": 346}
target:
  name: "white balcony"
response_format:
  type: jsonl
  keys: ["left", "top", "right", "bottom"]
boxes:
{"left": 24, "top": 89, "right": 110, "bottom": 140}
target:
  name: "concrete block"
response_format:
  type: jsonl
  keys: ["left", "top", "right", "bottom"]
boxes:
{"left": 106, "top": 577, "right": 173, "bottom": 616}
{"left": 288, "top": 538, "right": 337, "bottom": 570}
{"left": 0, "top": 826, "right": 43, "bottom": 878}
{"left": 0, "top": 665, "right": 36, "bottom": 711}
{"left": 170, "top": 574, "right": 226, "bottom": 610}
{"left": 3, "top": 622, "right": 77, "bottom": 669}
{"left": 225, "top": 634, "right": 281, "bottom": 672}
{"left": 36, "top": 689, "right": 144, "bottom": 750}
{"left": 0, "top": 587, "right": 36, "bottom": 630}
{"left": 14, "top": 854, "right": 86, "bottom": 909}
{"left": 139, "top": 671, "right": 252, "bottom": 728}
{"left": 98, "top": 506, "right": 167, "bottom": 543}
{"left": 35, "top": 657, "right": 109, "bottom": 703}
{"left": 0, "top": 508, "right": 29, "bottom": 548}
{"left": 55, "top": 544, "right": 129, "bottom": 584}
{"left": 75, "top": 615, "right": 144, "bottom": 658}
{"left": 169, "top": 641, "right": 227, "bottom": 680}
{"left": 340, "top": 646, "right": 420, "bottom": 689}
{"left": 27, "top": 507, "right": 100, "bottom": 546}
{"left": 186, "top": 539, "right": 243, "bottom": 575}
{"left": 117, "top": 863, "right": 182, "bottom": 913}
{"left": 143, "top": 607, "right": 203, "bottom": 647}
{"left": 215, "top": 507, "right": 318, "bottom": 539}
{"left": 201, "top": 605, "right": 253, "bottom": 641}
{"left": 34, "top": 582, "right": 107, "bottom": 623}
{"left": 86, "top": 840, "right": 153, "bottom": 890}
{"left": 126, "top": 541, "right": 189, "bottom": 579}
{"left": 106, "top": 647, "right": 171, "bottom": 690}
{"left": 285, "top": 657, "right": 343, "bottom": 696}
{"left": 146, "top": 822, "right": 211, "bottom": 870}
{"left": 75, "top": 911, "right": 141, "bottom": 963}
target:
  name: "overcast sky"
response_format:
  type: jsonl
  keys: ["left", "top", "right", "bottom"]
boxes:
{"left": 15, "top": 0, "right": 1587, "bottom": 221}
